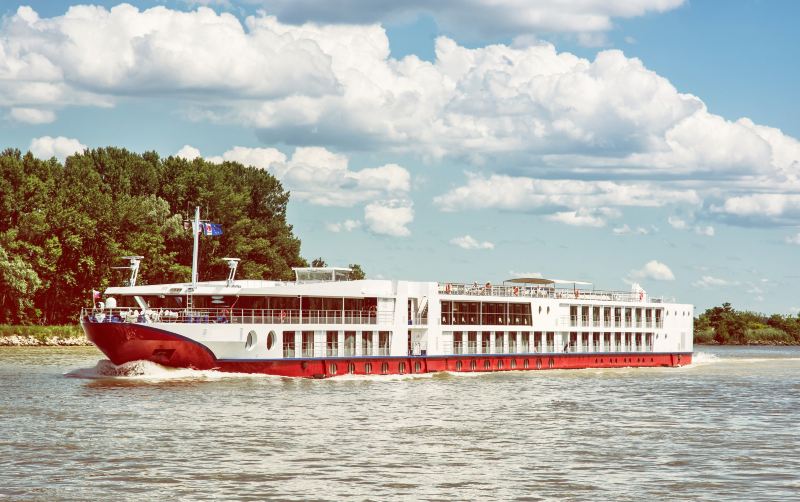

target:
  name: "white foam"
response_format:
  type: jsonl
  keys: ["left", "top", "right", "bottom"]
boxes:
{"left": 690, "top": 352, "right": 720, "bottom": 365}
{"left": 65, "top": 359, "right": 272, "bottom": 381}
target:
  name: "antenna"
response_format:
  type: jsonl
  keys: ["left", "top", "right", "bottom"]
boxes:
{"left": 113, "top": 256, "right": 144, "bottom": 286}
{"left": 222, "top": 257, "right": 240, "bottom": 286}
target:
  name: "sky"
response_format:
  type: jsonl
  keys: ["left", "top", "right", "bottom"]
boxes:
{"left": 2, "top": 0, "right": 799, "bottom": 314}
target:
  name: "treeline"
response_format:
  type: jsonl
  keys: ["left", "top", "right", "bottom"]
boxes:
{"left": 694, "top": 302, "right": 800, "bottom": 345}
{"left": 0, "top": 147, "right": 315, "bottom": 325}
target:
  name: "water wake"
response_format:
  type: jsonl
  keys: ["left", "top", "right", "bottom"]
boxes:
{"left": 65, "top": 359, "right": 269, "bottom": 381}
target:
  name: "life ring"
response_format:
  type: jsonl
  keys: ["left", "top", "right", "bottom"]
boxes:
{"left": 222, "top": 308, "right": 230, "bottom": 317}
{"left": 445, "top": 283, "right": 451, "bottom": 294}
{"left": 280, "top": 309, "right": 286, "bottom": 321}
{"left": 513, "top": 286, "right": 519, "bottom": 296}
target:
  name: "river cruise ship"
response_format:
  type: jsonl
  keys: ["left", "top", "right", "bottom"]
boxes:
{"left": 81, "top": 262, "right": 693, "bottom": 377}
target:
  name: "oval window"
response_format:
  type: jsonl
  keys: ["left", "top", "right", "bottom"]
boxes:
{"left": 399, "top": 362, "right": 406, "bottom": 374}
{"left": 266, "top": 331, "right": 276, "bottom": 350}
{"left": 470, "top": 360, "right": 477, "bottom": 371}
{"left": 365, "top": 363, "right": 372, "bottom": 374}
{"left": 510, "top": 359, "right": 516, "bottom": 369}
{"left": 330, "top": 363, "right": 338, "bottom": 375}
{"left": 414, "top": 362, "right": 421, "bottom": 373}
{"left": 347, "top": 362, "right": 355, "bottom": 374}
{"left": 523, "top": 359, "right": 529, "bottom": 369}
{"left": 245, "top": 330, "right": 256, "bottom": 351}
{"left": 381, "top": 362, "right": 389, "bottom": 374}
{"left": 456, "top": 361, "right": 462, "bottom": 371}
{"left": 484, "top": 360, "right": 490, "bottom": 370}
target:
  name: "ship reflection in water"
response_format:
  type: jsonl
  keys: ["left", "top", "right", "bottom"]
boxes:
{"left": 1, "top": 345, "right": 798, "bottom": 500}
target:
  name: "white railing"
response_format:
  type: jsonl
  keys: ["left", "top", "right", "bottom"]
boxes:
{"left": 438, "top": 283, "right": 664, "bottom": 303}
{"left": 82, "top": 307, "right": 393, "bottom": 326}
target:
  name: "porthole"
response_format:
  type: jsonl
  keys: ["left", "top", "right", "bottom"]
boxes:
{"left": 548, "top": 357, "right": 554, "bottom": 369}
{"left": 266, "top": 331, "right": 276, "bottom": 350}
{"left": 399, "top": 362, "right": 406, "bottom": 374}
{"left": 524, "top": 359, "right": 529, "bottom": 369}
{"left": 381, "top": 362, "right": 389, "bottom": 374}
{"left": 536, "top": 358, "right": 542, "bottom": 369}
{"left": 470, "top": 360, "right": 477, "bottom": 371}
{"left": 329, "top": 363, "right": 338, "bottom": 375}
{"left": 510, "top": 359, "right": 517, "bottom": 369}
{"left": 245, "top": 330, "right": 256, "bottom": 351}
{"left": 414, "top": 361, "right": 421, "bottom": 373}
{"left": 538, "top": 306, "right": 542, "bottom": 314}
{"left": 498, "top": 360, "right": 504, "bottom": 370}
{"left": 484, "top": 360, "right": 491, "bottom": 370}
{"left": 456, "top": 360, "right": 462, "bottom": 371}
{"left": 547, "top": 306, "right": 550, "bottom": 314}
{"left": 365, "top": 363, "right": 372, "bottom": 374}
{"left": 347, "top": 362, "right": 355, "bottom": 374}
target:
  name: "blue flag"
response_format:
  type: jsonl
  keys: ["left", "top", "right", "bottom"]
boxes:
{"left": 211, "top": 223, "right": 223, "bottom": 236}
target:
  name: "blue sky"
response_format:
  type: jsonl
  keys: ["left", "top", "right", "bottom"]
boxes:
{"left": 2, "top": 0, "right": 799, "bottom": 314}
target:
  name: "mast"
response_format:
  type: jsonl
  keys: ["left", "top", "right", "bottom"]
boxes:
{"left": 191, "top": 206, "right": 200, "bottom": 286}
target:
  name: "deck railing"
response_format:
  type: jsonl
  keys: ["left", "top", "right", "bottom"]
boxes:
{"left": 81, "top": 307, "right": 394, "bottom": 326}
{"left": 439, "top": 283, "right": 666, "bottom": 303}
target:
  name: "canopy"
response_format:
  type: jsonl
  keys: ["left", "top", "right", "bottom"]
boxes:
{"left": 505, "top": 277, "right": 554, "bottom": 285}
{"left": 504, "top": 277, "right": 593, "bottom": 286}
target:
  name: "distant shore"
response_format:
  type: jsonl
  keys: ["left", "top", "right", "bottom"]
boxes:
{"left": 0, "top": 325, "right": 91, "bottom": 347}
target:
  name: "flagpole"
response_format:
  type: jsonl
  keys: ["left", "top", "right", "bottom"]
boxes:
{"left": 191, "top": 206, "right": 200, "bottom": 286}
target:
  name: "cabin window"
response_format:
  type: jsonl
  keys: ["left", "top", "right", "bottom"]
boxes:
{"left": 453, "top": 331, "right": 463, "bottom": 354}
{"left": 347, "top": 362, "right": 355, "bottom": 374}
{"left": 283, "top": 331, "right": 296, "bottom": 358}
{"left": 361, "top": 331, "right": 373, "bottom": 356}
{"left": 329, "top": 363, "right": 337, "bottom": 375}
{"left": 266, "top": 331, "right": 276, "bottom": 350}
{"left": 456, "top": 361, "right": 463, "bottom": 371}
{"left": 399, "top": 362, "right": 406, "bottom": 374}
{"left": 470, "top": 360, "right": 477, "bottom": 371}
{"left": 326, "top": 331, "right": 338, "bottom": 357}
{"left": 302, "top": 331, "right": 314, "bottom": 357}
{"left": 378, "top": 331, "right": 390, "bottom": 356}
{"left": 245, "top": 331, "right": 256, "bottom": 351}
{"left": 498, "top": 360, "right": 504, "bottom": 370}
{"left": 381, "top": 362, "right": 389, "bottom": 374}
{"left": 365, "top": 362, "right": 372, "bottom": 374}
{"left": 414, "top": 362, "right": 421, "bottom": 373}
{"left": 344, "top": 331, "right": 356, "bottom": 356}
{"left": 441, "top": 301, "right": 452, "bottom": 325}
{"left": 483, "top": 359, "right": 491, "bottom": 370}
{"left": 509, "top": 332, "right": 517, "bottom": 353}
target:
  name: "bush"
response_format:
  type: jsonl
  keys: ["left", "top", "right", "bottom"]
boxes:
{"left": 0, "top": 324, "right": 84, "bottom": 342}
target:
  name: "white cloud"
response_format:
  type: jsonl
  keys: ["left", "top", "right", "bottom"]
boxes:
{"left": 629, "top": 260, "right": 675, "bottom": 281}
{"left": 4, "top": 4, "right": 800, "bottom": 227}
{"left": 546, "top": 207, "right": 619, "bottom": 227}
{"left": 434, "top": 174, "right": 700, "bottom": 213}
{"left": 189, "top": 145, "right": 410, "bottom": 207}
{"left": 613, "top": 224, "right": 651, "bottom": 235}
{"left": 693, "top": 275, "right": 735, "bottom": 289}
{"left": 364, "top": 200, "right": 413, "bottom": 237}
{"left": 29, "top": 136, "right": 86, "bottom": 161}
{"left": 326, "top": 219, "right": 362, "bottom": 233}
{"left": 251, "top": 0, "right": 685, "bottom": 40}
{"left": 450, "top": 235, "right": 494, "bottom": 250}
{"left": 694, "top": 225, "right": 715, "bottom": 237}
{"left": 175, "top": 144, "right": 201, "bottom": 160}
{"left": 711, "top": 194, "right": 800, "bottom": 226}
{"left": 786, "top": 233, "right": 800, "bottom": 245}
{"left": 509, "top": 270, "right": 543, "bottom": 279}
{"left": 667, "top": 216, "right": 688, "bottom": 230}
{"left": 9, "top": 107, "right": 55, "bottom": 124}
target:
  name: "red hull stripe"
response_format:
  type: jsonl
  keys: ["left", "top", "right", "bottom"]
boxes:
{"left": 81, "top": 321, "right": 692, "bottom": 378}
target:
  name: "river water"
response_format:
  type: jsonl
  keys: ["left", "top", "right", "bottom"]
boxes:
{"left": 1, "top": 346, "right": 798, "bottom": 501}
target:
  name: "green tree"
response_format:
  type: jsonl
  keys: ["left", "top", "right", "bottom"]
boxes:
{"left": 348, "top": 263, "right": 366, "bottom": 280}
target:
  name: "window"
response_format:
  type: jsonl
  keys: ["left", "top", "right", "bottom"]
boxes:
{"left": 344, "top": 331, "right": 356, "bottom": 356}
{"left": 266, "top": 331, "right": 276, "bottom": 350}
{"left": 283, "top": 331, "right": 296, "bottom": 358}
{"left": 381, "top": 362, "right": 389, "bottom": 374}
{"left": 245, "top": 330, "right": 256, "bottom": 351}
{"left": 361, "top": 331, "right": 373, "bottom": 356}
{"left": 399, "top": 362, "right": 406, "bottom": 374}
{"left": 483, "top": 359, "right": 491, "bottom": 370}
{"left": 347, "top": 362, "right": 355, "bottom": 374}
{"left": 510, "top": 359, "right": 516, "bottom": 369}
{"left": 498, "top": 360, "right": 504, "bottom": 370}
{"left": 456, "top": 361, "right": 462, "bottom": 371}
{"left": 524, "top": 359, "right": 529, "bottom": 369}
{"left": 302, "top": 331, "right": 314, "bottom": 357}
{"left": 378, "top": 331, "right": 391, "bottom": 356}
{"left": 365, "top": 362, "right": 372, "bottom": 374}
{"left": 326, "top": 330, "right": 338, "bottom": 357}
{"left": 470, "top": 360, "right": 477, "bottom": 370}
{"left": 329, "top": 363, "right": 337, "bottom": 375}
{"left": 414, "top": 362, "right": 421, "bottom": 373}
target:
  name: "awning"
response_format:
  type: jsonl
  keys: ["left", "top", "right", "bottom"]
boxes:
{"left": 504, "top": 277, "right": 555, "bottom": 285}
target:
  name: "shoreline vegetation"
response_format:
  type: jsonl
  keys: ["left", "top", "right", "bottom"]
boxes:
{"left": 0, "top": 325, "right": 90, "bottom": 346}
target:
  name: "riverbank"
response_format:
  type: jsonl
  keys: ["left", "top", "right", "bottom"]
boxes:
{"left": 0, "top": 325, "right": 90, "bottom": 346}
